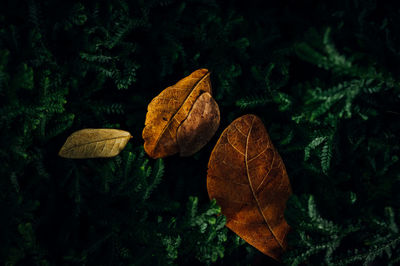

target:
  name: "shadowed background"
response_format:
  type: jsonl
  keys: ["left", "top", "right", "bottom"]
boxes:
{"left": 1, "top": 0, "right": 400, "bottom": 265}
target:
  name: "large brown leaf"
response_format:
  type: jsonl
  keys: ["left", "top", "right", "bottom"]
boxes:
{"left": 143, "top": 69, "right": 212, "bottom": 158}
{"left": 207, "top": 114, "right": 292, "bottom": 261}
{"left": 59, "top": 128, "right": 132, "bottom": 158}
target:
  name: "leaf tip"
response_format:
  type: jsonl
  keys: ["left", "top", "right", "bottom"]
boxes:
{"left": 58, "top": 148, "right": 66, "bottom": 158}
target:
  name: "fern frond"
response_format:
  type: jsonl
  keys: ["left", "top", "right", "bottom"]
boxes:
{"left": 144, "top": 159, "right": 164, "bottom": 200}
{"left": 304, "top": 136, "right": 326, "bottom": 161}
{"left": 235, "top": 94, "right": 271, "bottom": 109}
{"left": 321, "top": 138, "right": 333, "bottom": 175}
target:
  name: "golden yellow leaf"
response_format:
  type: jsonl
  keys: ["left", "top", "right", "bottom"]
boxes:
{"left": 58, "top": 128, "right": 132, "bottom": 158}
{"left": 142, "top": 69, "right": 213, "bottom": 158}
{"left": 207, "top": 114, "right": 292, "bottom": 261}
{"left": 177, "top": 92, "right": 220, "bottom": 156}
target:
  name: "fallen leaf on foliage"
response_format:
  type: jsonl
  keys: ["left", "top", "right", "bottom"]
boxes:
{"left": 143, "top": 68, "right": 219, "bottom": 158}
{"left": 177, "top": 92, "right": 220, "bottom": 156}
{"left": 207, "top": 114, "right": 292, "bottom": 261}
{"left": 59, "top": 128, "right": 132, "bottom": 158}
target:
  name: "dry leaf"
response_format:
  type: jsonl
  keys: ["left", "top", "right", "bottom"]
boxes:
{"left": 207, "top": 114, "right": 292, "bottom": 261}
{"left": 59, "top": 128, "right": 132, "bottom": 158}
{"left": 143, "top": 69, "right": 213, "bottom": 158}
{"left": 177, "top": 92, "right": 220, "bottom": 156}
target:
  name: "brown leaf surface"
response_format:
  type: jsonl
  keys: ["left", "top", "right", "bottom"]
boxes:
{"left": 207, "top": 114, "right": 292, "bottom": 261}
{"left": 59, "top": 129, "right": 132, "bottom": 158}
{"left": 177, "top": 92, "right": 220, "bottom": 156}
{"left": 143, "top": 69, "right": 212, "bottom": 158}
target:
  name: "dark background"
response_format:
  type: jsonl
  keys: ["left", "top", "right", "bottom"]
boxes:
{"left": 1, "top": 0, "right": 399, "bottom": 265}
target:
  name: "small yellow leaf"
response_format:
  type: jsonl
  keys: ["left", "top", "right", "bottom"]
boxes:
{"left": 58, "top": 128, "right": 132, "bottom": 158}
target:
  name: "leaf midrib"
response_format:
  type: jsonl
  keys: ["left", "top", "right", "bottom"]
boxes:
{"left": 63, "top": 135, "right": 130, "bottom": 152}
{"left": 153, "top": 71, "right": 210, "bottom": 154}
{"left": 244, "top": 116, "right": 284, "bottom": 250}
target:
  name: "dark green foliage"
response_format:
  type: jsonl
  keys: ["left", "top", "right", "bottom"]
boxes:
{"left": 234, "top": 5, "right": 400, "bottom": 264}
{"left": 285, "top": 195, "right": 400, "bottom": 266}
{"left": 1, "top": 0, "right": 400, "bottom": 265}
